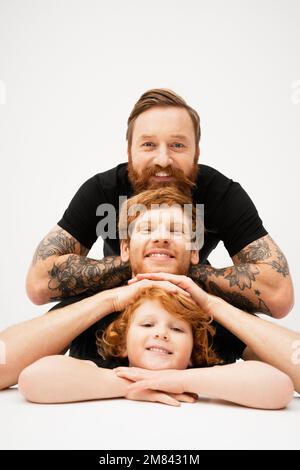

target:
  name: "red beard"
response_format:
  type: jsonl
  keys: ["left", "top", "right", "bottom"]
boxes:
{"left": 128, "top": 160, "right": 198, "bottom": 197}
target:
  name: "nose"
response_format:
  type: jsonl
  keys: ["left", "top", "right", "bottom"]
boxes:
{"left": 152, "top": 228, "right": 169, "bottom": 243}
{"left": 152, "top": 222, "right": 171, "bottom": 243}
{"left": 153, "top": 144, "right": 172, "bottom": 168}
{"left": 154, "top": 327, "right": 169, "bottom": 340}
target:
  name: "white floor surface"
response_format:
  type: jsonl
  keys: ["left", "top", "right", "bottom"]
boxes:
{"left": 0, "top": 387, "right": 299, "bottom": 450}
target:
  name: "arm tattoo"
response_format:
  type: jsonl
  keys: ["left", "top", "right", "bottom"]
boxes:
{"left": 32, "top": 228, "right": 131, "bottom": 300}
{"left": 267, "top": 247, "right": 289, "bottom": 277}
{"left": 189, "top": 264, "right": 270, "bottom": 313}
{"left": 235, "top": 237, "right": 272, "bottom": 263}
{"left": 208, "top": 281, "right": 271, "bottom": 315}
{"left": 235, "top": 236, "right": 289, "bottom": 277}
{"left": 214, "top": 265, "right": 260, "bottom": 290}
{"left": 188, "top": 235, "right": 290, "bottom": 314}
{"left": 48, "top": 255, "right": 131, "bottom": 300}
{"left": 189, "top": 263, "right": 260, "bottom": 291}
{"left": 32, "top": 228, "right": 87, "bottom": 265}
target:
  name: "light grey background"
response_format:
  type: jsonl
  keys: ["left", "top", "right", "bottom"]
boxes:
{"left": 0, "top": 0, "right": 299, "bottom": 335}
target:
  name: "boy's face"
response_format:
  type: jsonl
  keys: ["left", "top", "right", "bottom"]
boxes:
{"left": 124, "top": 299, "right": 193, "bottom": 370}
{"left": 128, "top": 106, "right": 199, "bottom": 192}
{"left": 121, "top": 206, "right": 199, "bottom": 276}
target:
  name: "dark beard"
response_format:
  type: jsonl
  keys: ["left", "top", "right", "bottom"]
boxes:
{"left": 128, "top": 160, "right": 198, "bottom": 197}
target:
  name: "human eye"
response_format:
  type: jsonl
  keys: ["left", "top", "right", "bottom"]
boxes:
{"left": 141, "top": 323, "right": 153, "bottom": 327}
{"left": 170, "top": 224, "right": 184, "bottom": 234}
{"left": 139, "top": 224, "right": 151, "bottom": 233}
{"left": 171, "top": 327, "right": 184, "bottom": 332}
{"left": 142, "top": 142, "right": 155, "bottom": 147}
{"left": 172, "top": 143, "right": 185, "bottom": 148}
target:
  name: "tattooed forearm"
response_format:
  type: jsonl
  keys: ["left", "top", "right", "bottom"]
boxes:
{"left": 190, "top": 263, "right": 260, "bottom": 291}
{"left": 189, "top": 264, "right": 270, "bottom": 313}
{"left": 29, "top": 227, "right": 132, "bottom": 302}
{"left": 48, "top": 255, "right": 132, "bottom": 300}
{"left": 32, "top": 228, "right": 88, "bottom": 265}
{"left": 188, "top": 235, "right": 291, "bottom": 315}
{"left": 208, "top": 281, "right": 271, "bottom": 314}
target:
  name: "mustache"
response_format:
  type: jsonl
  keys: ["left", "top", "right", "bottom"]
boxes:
{"left": 135, "top": 165, "right": 195, "bottom": 187}
{"left": 127, "top": 160, "right": 198, "bottom": 197}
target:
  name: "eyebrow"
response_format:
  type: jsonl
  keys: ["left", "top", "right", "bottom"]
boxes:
{"left": 137, "top": 314, "right": 186, "bottom": 326}
{"left": 138, "top": 134, "right": 189, "bottom": 142}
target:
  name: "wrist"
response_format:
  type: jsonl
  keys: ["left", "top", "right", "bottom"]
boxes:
{"left": 103, "top": 369, "right": 132, "bottom": 398}
{"left": 113, "top": 373, "right": 132, "bottom": 397}
{"left": 94, "top": 290, "right": 116, "bottom": 316}
{"left": 182, "top": 368, "right": 198, "bottom": 393}
{"left": 206, "top": 294, "right": 226, "bottom": 318}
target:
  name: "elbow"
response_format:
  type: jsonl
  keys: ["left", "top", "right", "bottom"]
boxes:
{"left": 18, "top": 361, "right": 47, "bottom": 403}
{"left": 269, "top": 372, "right": 295, "bottom": 409}
{"left": 18, "top": 356, "right": 62, "bottom": 403}
{"left": 268, "top": 282, "right": 295, "bottom": 319}
{"left": 26, "top": 272, "right": 50, "bottom": 306}
{"left": 18, "top": 366, "right": 40, "bottom": 403}
{"left": 244, "top": 362, "right": 294, "bottom": 410}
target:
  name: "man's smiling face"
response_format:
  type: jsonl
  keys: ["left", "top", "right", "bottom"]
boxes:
{"left": 121, "top": 206, "right": 199, "bottom": 276}
{"left": 128, "top": 106, "right": 199, "bottom": 194}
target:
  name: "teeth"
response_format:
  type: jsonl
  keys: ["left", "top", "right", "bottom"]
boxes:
{"left": 148, "top": 347, "right": 170, "bottom": 355}
{"left": 149, "top": 253, "right": 170, "bottom": 257}
{"left": 155, "top": 172, "right": 170, "bottom": 177}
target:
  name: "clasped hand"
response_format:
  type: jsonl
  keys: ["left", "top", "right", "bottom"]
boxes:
{"left": 114, "top": 366, "right": 198, "bottom": 407}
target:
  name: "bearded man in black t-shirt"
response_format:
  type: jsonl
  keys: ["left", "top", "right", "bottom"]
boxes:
{"left": 26, "top": 88, "right": 294, "bottom": 318}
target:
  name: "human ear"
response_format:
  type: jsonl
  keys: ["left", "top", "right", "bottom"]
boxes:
{"left": 120, "top": 239, "right": 130, "bottom": 263}
{"left": 190, "top": 249, "right": 199, "bottom": 265}
{"left": 194, "top": 145, "right": 200, "bottom": 163}
{"left": 120, "top": 346, "right": 128, "bottom": 358}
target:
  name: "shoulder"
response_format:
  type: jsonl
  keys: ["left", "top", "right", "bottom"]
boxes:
{"left": 92, "top": 163, "right": 130, "bottom": 199}
{"left": 195, "top": 164, "right": 237, "bottom": 209}
{"left": 93, "top": 163, "right": 128, "bottom": 187}
{"left": 197, "top": 164, "right": 234, "bottom": 189}
{"left": 75, "top": 163, "right": 129, "bottom": 204}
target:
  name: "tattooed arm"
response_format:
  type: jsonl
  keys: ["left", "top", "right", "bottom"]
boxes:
{"left": 189, "top": 235, "right": 294, "bottom": 318}
{"left": 26, "top": 225, "right": 131, "bottom": 305}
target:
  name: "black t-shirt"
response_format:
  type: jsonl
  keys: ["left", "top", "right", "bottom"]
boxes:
{"left": 48, "top": 293, "right": 247, "bottom": 368}
{"left": 57, "top": 163, "right": 268, "bottom": 263}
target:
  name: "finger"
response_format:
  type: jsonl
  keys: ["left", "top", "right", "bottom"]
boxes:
{"left": 172, "top": 393, "right": 198, "bottom": 403}
{"left": 159, "top": 281, "right": 191, "bottom": 297}
{"left": 130, "top": 383, "right": 182, "bottom": 407}
{"left": 127, "top": 380, "right": 154, "bottom": 392}
{"left": 115, "top": 366, "right": 147, "bottom": 375}
{"left": 115, "top": 371, "right": 143, "bottom": 382}
{"left": 136, "top": 273, "right": 189, "bottom": 290}
{"left": 150, "top": 392, "right": 180, "bottom": 406}
{"left": 187, "top": 392, "right": 199, "bottom": 400}
{"left": 136, "top": 272, "right": 178, "bottom": 281}
{"left": 128, "top": 278, "right": 138, "bottom": 284}
{"left": 135, "top": 278, "right": 190, "bottom": 298}
{"left": 113, "top": 367, "right": 131, "bottom": 374}
{"left": 154, "top": 392, "right": 181, "bottom": 407}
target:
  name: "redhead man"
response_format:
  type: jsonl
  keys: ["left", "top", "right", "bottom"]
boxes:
{"left": 26, "top": 89, "right": 294, "bottom": 318}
